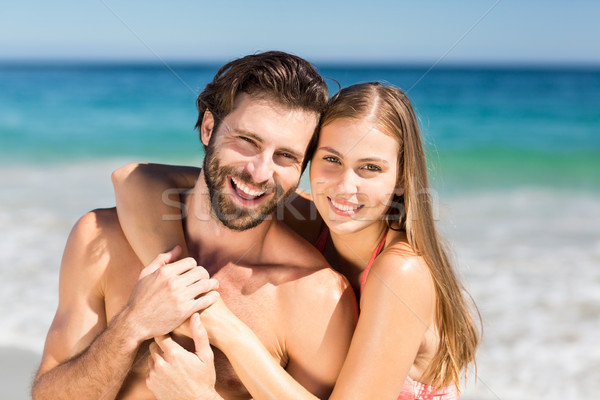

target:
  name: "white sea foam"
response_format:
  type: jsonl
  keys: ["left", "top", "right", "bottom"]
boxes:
{"left": 440, "top": 189, "right": 600, "bottom": 398}
{"left": 1, "top": 162, "right": 598, "bottom": 398}
{"left": 0, "top": 161, "right": 122, "bottom": 353}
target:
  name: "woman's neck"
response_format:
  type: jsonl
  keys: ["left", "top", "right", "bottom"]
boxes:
{"left": 327, "top": 222, "right": 388, "bottom": 293}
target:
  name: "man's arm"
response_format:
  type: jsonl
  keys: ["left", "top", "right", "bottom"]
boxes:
{"left": 32, "top": 211, "right": 141, "bottom": 400}
{"left": 32, "top": 210, "right": 219, "bottom": 400}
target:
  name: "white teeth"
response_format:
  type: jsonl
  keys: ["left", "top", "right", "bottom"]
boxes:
{"left": 231, "top": 177, "right": 266, "bottom": 198}
{"left": 330, "top": 198, "right": 361, "bottom": 212}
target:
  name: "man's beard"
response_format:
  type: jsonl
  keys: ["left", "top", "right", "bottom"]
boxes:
{"left": 203, "top": 145, "right": 296, "bottom": 231}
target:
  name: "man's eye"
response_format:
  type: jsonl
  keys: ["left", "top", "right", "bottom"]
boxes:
{"left": 278, "top": 152, "right": 298, "bottom": 162}
{"left": 274, "top": 152, "right": 299, "bottom": 166}
{"left": 239, "top": 136, "right": 255, "bottom": 145}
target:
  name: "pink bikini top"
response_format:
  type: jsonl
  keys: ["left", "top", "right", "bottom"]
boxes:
{"left": 313, "top": 227, "right": 458, "bottom": 399}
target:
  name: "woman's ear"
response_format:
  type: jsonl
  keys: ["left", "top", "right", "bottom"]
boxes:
{"left": 200, "top": 111, "right": 215, "bottom": 146}
{"left": 394, "top": 186, "right": 405, "bottom": 197}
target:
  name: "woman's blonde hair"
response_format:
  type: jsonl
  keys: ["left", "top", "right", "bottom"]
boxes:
{"left": 321, "top": 82, "right": 480, "bottom": 390}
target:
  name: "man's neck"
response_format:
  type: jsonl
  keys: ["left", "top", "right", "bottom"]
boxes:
{"left": 184, "top": 171, "right": 273, "bottom": 273}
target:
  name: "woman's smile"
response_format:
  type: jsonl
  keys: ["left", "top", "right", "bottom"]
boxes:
{"left": 328, "top": 196, "right": 365, "bottom": 216}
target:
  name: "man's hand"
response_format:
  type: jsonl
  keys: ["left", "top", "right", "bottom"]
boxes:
{"left": 124, "top": 246, "right": 220, "bottom": 342}
{"left": 147, "top": 313, "right": 222, "bottom": 400}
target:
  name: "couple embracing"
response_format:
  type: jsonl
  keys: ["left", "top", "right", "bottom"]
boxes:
{"left": 33, "top": 51, "right": 479, "bottom": 400}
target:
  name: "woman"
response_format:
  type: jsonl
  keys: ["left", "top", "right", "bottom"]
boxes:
{"left": 113, "top": 82, "right": 479, "bottom": 399}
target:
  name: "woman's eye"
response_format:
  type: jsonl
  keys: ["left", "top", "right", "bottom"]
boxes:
{"left": 363, "top": 164, "right": 382, "bottom": 172}
{"left": 323, "top": 156, "right": 340, "bottom": 164}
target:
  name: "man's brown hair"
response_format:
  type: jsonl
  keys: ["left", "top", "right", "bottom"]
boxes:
{"left": 195, "top": 51, "right": 328, "bottom": 170}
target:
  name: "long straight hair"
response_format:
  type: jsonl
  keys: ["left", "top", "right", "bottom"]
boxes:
{"left": 320, "top": 82, "right": 480, "bottom": 390}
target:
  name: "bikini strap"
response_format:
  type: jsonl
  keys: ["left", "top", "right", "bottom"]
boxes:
{"left": 360, "top": 228, "right": 389, "bottom": 294}
{"left": 313, "top": 225, "right": 329, "bottom": 254}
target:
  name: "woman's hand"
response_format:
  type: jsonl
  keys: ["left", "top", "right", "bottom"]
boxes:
{"left": 147, "top": 313, "right": 223, "bottom": 400}
{"left": 199, "top": 296, "right": 241, "bottom": 348}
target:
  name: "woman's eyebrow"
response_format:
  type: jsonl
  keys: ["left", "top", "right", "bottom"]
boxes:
{"left": 357, "top": 157, "right": 389, "bottom": 166}
{"left": 316, "top": 146, "right": 343, "bottom": 156}
{"left": 317, "top": 146, "right": 390, "bottom": 166}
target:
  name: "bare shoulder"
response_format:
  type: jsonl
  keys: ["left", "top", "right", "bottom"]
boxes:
{"left": 70, "top": 208, "right": 126, "bottom": 254}
{"left": 59, "top": 208, "right": 126, "bottom": 309}
{"left": 364, "top": 239, "right": 436, "bottom": 309}
{"left": 72, "top": 207, "right": 122, "bottom": 242}
{"left": 66, "top": 209, "right": 119, "bottom": 271}
{"left": 264, "top": 220, "right": 354, "bottom": 303}
{"left": 272, "top": 224, "right": 355, "bottom": 307}
{"left": 65, "top": 208, "right": 136, "bottom": 281}
{"left": 377, "top": 240, "right": 434, "bottom": 285}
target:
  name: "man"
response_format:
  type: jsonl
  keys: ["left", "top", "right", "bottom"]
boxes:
{"left": 32, "top": 52, "right": 358, "bottom": 400}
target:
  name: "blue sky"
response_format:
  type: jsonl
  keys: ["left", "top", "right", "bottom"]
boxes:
{"left": 1, "top": 0, "right": 599, "bottom": 64}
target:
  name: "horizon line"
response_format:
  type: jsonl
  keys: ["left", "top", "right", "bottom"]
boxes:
{"left": 1, "top": 57, "right": 600, "bottom": 70}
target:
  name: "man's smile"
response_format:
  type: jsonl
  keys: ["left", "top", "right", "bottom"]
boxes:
{"left": 230, "top": 176, "right": 269, "bottom": 202}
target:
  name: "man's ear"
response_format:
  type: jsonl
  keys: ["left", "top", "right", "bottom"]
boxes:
{"left": 200, "top": 111, "right": 215, "bottom": 146}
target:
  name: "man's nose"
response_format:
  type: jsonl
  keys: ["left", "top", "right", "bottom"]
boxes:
{"left": 246, "top": 152, "right": 274, "bottom": 184}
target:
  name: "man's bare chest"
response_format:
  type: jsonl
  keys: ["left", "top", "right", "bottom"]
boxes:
{"left": 104, "top": 262, "right": 288, "bottom": 399}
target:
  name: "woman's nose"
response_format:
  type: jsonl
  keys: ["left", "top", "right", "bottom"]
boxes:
{"left": 333, "top": 168, "right": 359, "bottom": 195}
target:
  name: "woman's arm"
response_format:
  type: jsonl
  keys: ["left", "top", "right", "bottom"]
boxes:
{"left": 112, "top": 162, "right": 200, "bottom": 265}
{"left": 170, "top": 300, "right": 321, "bottom": 400}
{"left": 202, "top": 251, "right": 436, "bottom": 400}
{"left": 330, "top": 251, "right": 436, "bottom": 398}
{"left": 202, "top": 299, "right": 321, "bottom": 400}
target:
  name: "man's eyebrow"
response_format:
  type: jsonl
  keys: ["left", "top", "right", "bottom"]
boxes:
{"left": 233, "top": 129, "right": 304, "bottom": 160}
{"left": 317, "top": 146, "right": 390, "bottom": 166}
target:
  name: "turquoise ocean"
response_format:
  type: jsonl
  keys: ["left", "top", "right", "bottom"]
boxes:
{"left": 1, "top": 63, "right": 599, "bottom": 399}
